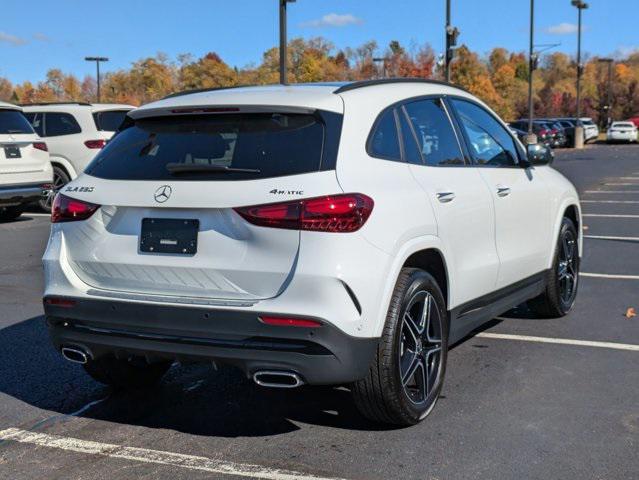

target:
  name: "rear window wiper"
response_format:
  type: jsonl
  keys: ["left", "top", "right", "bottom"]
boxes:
{"left": 166, "top": 163, "right": 261, "bottom": 174}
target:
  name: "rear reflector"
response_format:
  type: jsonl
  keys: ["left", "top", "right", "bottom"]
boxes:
{"left": 260, "top": 316, "right": 323, "bottom": 328}
{"left": 52, "top": 194, "right": 100, "bottom": 223}
{"left": 33, "top": 142, "right": 48, "bottom": 151}
{"left": 84, "top": 139, "right": 106, "bottom": 149}
{"left": 234, "top": 193, "right": 374, "bottom": 233}
{"left": 44, "top": 297, "right": 76, "bottom": 308}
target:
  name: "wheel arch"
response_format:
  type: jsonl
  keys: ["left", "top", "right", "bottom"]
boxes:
{"left": 547, "top": 200, "right": 582, "bottom": 270}
{"left": 402, "top": 248, "right": 449, "bottom": 310}
{"left": 49, "top": 157, "right": 77, "bottom": 180}
{"left": 372, "top": 235, "right": 452, "bottom": 338}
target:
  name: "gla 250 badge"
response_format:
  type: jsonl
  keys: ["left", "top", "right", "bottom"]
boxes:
{"left": 65, "top": 186, "right": 94, "bottom": 193}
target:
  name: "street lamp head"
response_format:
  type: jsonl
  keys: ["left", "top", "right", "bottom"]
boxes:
{"left": 85, "top": 57, "right": 109, "bottom": 62}
{"left": 571, "top": 0, "right": 588, "bottom": 9}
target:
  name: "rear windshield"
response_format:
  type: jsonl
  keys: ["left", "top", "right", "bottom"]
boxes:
{"left": 0, "top": 109, "right": 35, "bottom": 135}
{"left": 93, "top": 110, "right": 130, "bottom": 132}
{"left": 613, "top": 122, "right": 634, "bottom": 128}
{"left": 85, "top": 111, "right": 342, "bottom": 181}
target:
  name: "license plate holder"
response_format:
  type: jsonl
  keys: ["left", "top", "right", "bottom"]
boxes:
{"left": 4, "top": 146, "right": 21, "bottom": 158}
{"left": 140, "top": 218, "right": 199, "bottom": 255}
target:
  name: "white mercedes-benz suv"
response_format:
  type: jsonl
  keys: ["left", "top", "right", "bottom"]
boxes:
{"left": 0, "top": 102, "right": 52, "bottom": 222}
{"left": 43, "top": 80, "right": 581, "bottom": 425}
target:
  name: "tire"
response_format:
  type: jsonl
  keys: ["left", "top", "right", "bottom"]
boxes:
{"left": 39, "top": 165, "right": 70, "bottom": 212}
{"left": 83, "top": 355, "right": 171, "bottom": 390}
{"left": 352, "top": 268, "right": 448, "bottom": 426}
{"left": 528, "top": 217, "right": 579, "bottom": 318}
{"left": 0, "top": 206, "right": 24, "bottom": 222}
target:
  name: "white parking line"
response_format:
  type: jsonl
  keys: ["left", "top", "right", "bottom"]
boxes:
{"left": 618, "top": 177, "right": 639, "bottom": 180}
{"left": 581, "top": 272, "right": 639, "bottom": 280}
{"left": 581, "top": 200, "right": 639, "bottom": 204}
{"left": 582, "top": 214, "right": 639, "bottom": 218}
{"left": 25, "top": 213, "right": 50, "bottom": 217}
{"left": 584, "top": 190, "right": 639, "bottom": 194}
{"left": 604, "top": 183, "right": 639, "bottom": 186}
{"left": 476, "top": 332, "right": 639, "bottom": 352}
{"left": 0, "top": 428, "right": 344, "bottom": 480}
{"left": 584, "top": 234, "right": 639, "bottom": 241}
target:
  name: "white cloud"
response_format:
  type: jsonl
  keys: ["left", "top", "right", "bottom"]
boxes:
{"left": 613, "top": 45, "right": 639, "bottom": 59}
{"left": 0, "top": 32, "right": 27, "bottom": 46}
{"left": 33, "top": 32, "right": 51, "bottom": 42}
{"left": 300, "top": 13, "right": 363, "bottom": 28}
{"left": 544, "top": 23, "right": 580, "bottom": 35}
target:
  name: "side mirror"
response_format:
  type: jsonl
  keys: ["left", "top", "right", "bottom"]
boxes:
{"left": 525, "top": 143, "right": 554, "bottom": 166}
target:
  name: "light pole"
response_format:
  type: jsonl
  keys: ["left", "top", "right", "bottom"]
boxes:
{"left": 571, "top": 0, "right": 588, "bottom": 148}
{"left": 598, "top": 58, "right": 613, "bottom": 128}
{"left": 279, "top": 0, "right": 296, "bottom": 85}
{"left": 444, "top": 0, "right": 459, "bottom": 82}
{"left": 526, "top": 0, "right": 537, "bottom": 144}
{"left": 85, "top": 56, "right": 109, "bottom": 103}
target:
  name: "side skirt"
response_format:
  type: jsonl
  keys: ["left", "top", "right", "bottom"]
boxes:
{"left": 448, "top": 270, "right": 548, "bottom": 344}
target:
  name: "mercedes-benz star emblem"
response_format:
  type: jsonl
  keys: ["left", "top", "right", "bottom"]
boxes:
{"left": 154, "top": 185, "right": 172, "bottom": 203}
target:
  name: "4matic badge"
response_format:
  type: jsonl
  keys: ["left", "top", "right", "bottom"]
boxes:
{"left": 269, "top": 189, "right": 304, "bottom": 195}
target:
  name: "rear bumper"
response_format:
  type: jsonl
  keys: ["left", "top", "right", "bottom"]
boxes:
{"left": 0, "top": 182, "right": 46, "bottom": 206}
{"left": 45, "top": 297, "right": 378, "bottom": 385}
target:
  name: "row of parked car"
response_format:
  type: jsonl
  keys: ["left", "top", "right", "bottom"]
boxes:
{"left": 0, "top": 101, "right": 133, "bottom": 221}
{"left": 508, "top": 117, "right": 601, "bottom": 148}
{"left": 509, "top": 116, "right": 639, "bottom": 147}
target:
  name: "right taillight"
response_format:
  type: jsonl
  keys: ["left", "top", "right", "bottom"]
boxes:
{"left": 52, "top": 194, "right": 100, "bottom": 223}
{"left": 84, "top": 139, "right": 106, "bottom": 149}
{"left": 234, "top": 193, "right": 374, "bottom": 233}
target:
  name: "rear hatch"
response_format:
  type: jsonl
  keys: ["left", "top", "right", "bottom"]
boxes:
{"left": 0, "top": 108, "right": 45, "bottom": 175}
{"left": 62, "top": 108, "right": 343, "bottom": 302}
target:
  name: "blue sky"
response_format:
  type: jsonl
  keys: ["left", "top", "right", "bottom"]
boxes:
{"left": 1, "top": 0, "right": 637, "bottom": 84}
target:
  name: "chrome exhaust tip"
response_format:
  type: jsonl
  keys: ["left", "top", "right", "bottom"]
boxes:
{"left": 61, "top": 346, "right": 90, "bottom": 365}
{"left": 253, "top": 370, "right": 304, "bottom": 388}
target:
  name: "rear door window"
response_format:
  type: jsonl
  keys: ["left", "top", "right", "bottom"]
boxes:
{"left": 0, "top": 109, "right": 35, "bottom": 134}
{"left": 44, "top": 112, "right": 82, "bottom": 137}
{"left": 93, "top": 110, "right": 130, "bottom": 132}
{"left": 404, "top": 99, "right": 464, "bottom": 166}
{"left": 86, "top": 112, "right": 339, "bottom": 181}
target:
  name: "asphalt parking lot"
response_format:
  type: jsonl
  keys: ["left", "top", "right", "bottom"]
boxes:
{"left": 0, "top": 143, "right": 638, "bottom": 480}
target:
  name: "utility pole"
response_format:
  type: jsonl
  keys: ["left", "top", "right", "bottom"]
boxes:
{"left": 526, "top": 0, "right": 537, "bottom": 144}
{"left": 279, "top": 0, "right": 296, "bottom": 85}
{"left": 444, "top": 0, "right": 459, "bottom": 82}
{"left": 598, "top": 58, "right": 614, "bottom": 128}
{"left": 85, "top": 56, "right": 109, "bottom": 103}
{"left": 571, "top": 0, "right": 588, "bottom": 148}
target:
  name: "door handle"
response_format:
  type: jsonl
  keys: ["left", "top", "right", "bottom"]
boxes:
{"left": 436, "top": 191, "right": 456, "bottom": 203}
{"left": 496, "top": 186, "right": 511, "bottom": 197}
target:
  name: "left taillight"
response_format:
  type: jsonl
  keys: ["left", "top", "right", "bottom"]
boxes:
{"left": 234, "top": 193, "right": 374, "bottom": 233}
{"left": 33, "top": 142, "right": 48, "bottom": 151}
{"left": 52, "top": 194, "right": 100, "bottom": 223}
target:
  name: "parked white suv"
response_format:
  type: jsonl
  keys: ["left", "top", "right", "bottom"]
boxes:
{"left": 43, "top": 80, "right": 582, "bottom": 425}
{"left": 22, "top": 102, "right": 134, "bottom": 210}
{"left": 0, "top": 102, "right": 52, "bottom": 222}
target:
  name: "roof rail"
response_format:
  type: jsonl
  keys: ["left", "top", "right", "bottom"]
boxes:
{"left": 333, "top": 78, "right": 471, "bottom": 94}
{"left": 19, "top": 101, "right": 92, "bottom": 107}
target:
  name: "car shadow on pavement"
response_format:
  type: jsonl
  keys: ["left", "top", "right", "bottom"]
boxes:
{"left": 0, "top": 315, "right": 396, "bottom": 437}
